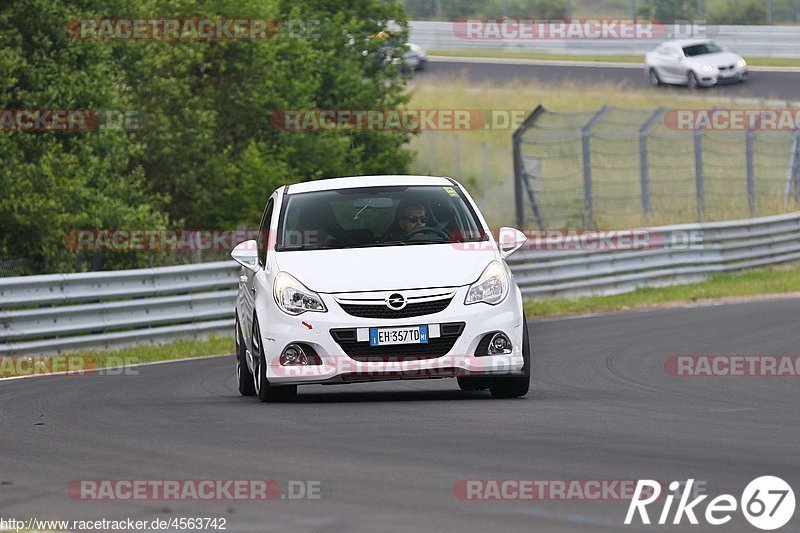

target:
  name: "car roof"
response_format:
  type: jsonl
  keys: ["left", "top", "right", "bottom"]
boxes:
{"left": 285, "top": 175, "right": 455, "bottom": 194}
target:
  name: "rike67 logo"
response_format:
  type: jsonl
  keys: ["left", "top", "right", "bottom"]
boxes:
{"left": 625, "top": 477, "right": 795, "bottom": 530}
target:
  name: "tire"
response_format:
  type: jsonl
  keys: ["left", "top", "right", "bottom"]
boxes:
{"left": 251, "top": 316, "right": 297, "bottom": 403}
{"left": 457, "top": 376, "right": 491, "bottom": 391}
{"left": 648, "top": 68, "right": 661, "bottom": 87}
{"left": 687, "top": 71, "right": 700, "bottom": 90}
{"left": 236, "top": 314, "right": 255, "bottom": 396}
{"left": 489, "top": 317, "right": 531, "bottom": 399}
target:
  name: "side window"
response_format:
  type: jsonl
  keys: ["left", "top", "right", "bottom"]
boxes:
{"left": 257, "top": 199, "right": 274, "bottom": 267}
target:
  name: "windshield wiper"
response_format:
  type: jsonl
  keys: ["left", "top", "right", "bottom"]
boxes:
{"left": 275, "top": 244, "right": 336, "bottom": 251}
{"left": 342, "top": 240, "right": 408, "bottom": 248}
{"left": 342, "top": 239, "right": 456, "bottom": 249}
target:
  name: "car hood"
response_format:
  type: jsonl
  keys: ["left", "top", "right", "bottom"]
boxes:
{"left": 685, "top": 51, "right": 741, "bottom": 67}
{"left": 274, "top": 244, "right": 499, "bottom": 293}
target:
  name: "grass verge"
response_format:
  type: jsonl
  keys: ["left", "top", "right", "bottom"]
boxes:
{"left": 0, "top": 335, "right": 233, "bottom": 379}
{"left": 429, "top": 49, "right": 800, "bottom": 68}
{"left": 524, "top": 264, "right": 800, "bottom": 318}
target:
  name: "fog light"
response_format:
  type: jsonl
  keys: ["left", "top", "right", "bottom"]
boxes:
{"left": 488, "top": 333, "right": 512, "bottom": 355}
{"left": 280, "top": 344, "right": 308, "bottom": 366}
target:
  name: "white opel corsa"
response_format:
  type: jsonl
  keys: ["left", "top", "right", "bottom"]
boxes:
{"left": 231, "top": 175, "right": 530, "bottom": 401}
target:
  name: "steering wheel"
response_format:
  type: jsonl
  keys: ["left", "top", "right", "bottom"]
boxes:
{"left": 406, "top": 226, "right": 450, "bottom": 240}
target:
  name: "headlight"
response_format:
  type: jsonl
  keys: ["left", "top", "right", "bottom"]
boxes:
{"left": 701, "top": 65, "right": 714, "bottom": 73}
{"left": 465, "top": 261, "right": 508, "bottom": 305}
{"left": 273, "top": 272, "right": 327, "bottom": 315}
{"left": 736, "top": 58, "right": 747, "bottom": 68}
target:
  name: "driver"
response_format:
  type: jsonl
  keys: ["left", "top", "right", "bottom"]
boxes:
{"left": 383, "top": 201, "right": 428, "bottom": 241}
{"left": 398, "top": 203, "right": 427, "bottom": 235}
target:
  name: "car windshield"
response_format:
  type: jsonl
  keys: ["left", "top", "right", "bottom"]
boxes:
{"left": 276, "top": 184, "right": 488, "bottom": 251}
{"left": 682, "top": 42, "right": 722, "bottom": 56}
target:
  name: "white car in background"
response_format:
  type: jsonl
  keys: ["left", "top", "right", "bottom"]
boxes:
{"left": 403, "top": 42, "right": 428, "bottom": 71}
{"left": 231, "top": 175, "right": 530, "bottom": 402}
{"left": 645, "top": 39, "right": 748, "bottom": 89}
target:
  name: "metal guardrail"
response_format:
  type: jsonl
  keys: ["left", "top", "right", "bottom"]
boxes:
{"left": 0, "top": 261, "right": 239, "bottom": 355}
{"left": 410, "top": 21, "right": 800, "bottom": 58}
{"left": 3, "top": 211, "right": 800, "bottom": 354}
{"left": 507, "top": 211, "right": 800, "bottom": 298}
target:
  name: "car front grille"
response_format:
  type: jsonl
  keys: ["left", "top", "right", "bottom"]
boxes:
{"left": 338, "top": 297, "right": 452, "bottom": 319}
{"left": 330, "top": 322, "right": 465, "bottom": 362}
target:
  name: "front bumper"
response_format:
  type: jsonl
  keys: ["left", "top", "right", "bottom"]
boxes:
{"left": 702, "top": 66, "right": 748, "bottom": 86}
{"left": 258, "top": 285, "right": 525, "bottom": 385}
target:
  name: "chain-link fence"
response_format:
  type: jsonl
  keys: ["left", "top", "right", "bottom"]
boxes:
{"left": 514, "top": 105, "right": 800, "bottom": 230}
{"left": 408, "top": 132, "right": 516, "bottom": 228}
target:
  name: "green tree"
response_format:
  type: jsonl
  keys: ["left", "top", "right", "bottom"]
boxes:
{"left": 0, "top": 0, "right": 169, "bottom": 274}
{"left": 638, "top": 0, "right": 697, "bottom": 23}
{"left": 1, "top": 0, "right": 415, "bottom": 272}
{"left": 111, "top": 0, "right": 413, "bottom": 227}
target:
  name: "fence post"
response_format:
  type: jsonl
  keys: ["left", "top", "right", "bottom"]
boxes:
{"left": 639, "top": 107, "right": 667, "bottom": 218}
{"left": 513, "top": 105, "right": 546, "bottom": 229}
{"left": 785, "top": 130, "right": 800, "bottom": 205}
{"left": 581, "top": 106, "right": 612, "bottom": 230}
{"left": 428, "top": 134, "right": 436, "bottom": 175}
{"left": 746, "top": 129, "right": 756, "bottom": 216}
{"left": 481, "top": 142, "right": 489, "bottom": 182}
{"left": 694, "top": 128, "right": 704, "bottom": 222}
{"left": 454, "top": 135, "right": 461, "bottom": 178}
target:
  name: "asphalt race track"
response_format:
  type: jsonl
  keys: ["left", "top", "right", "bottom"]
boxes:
{"left": 419, "top": 57, "right": 800, "bottom": 102}
{"left": 2, "top": 298, "right": 799, "bottom": 532}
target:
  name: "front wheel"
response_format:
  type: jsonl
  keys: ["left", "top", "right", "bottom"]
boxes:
{"left": 489, "top": 317, "right": 531, "bottom": 399}
{"left": 236, "top": 314, "right": 255, "bottom": 396}
{"left": 687, "top": 71, "right": 700, "bottom": 90}
{"left": 648, "top": 68, "right": 661, "bottom": 87}
{"left": 252, "top": 316, "right": 297, "bottom": 403}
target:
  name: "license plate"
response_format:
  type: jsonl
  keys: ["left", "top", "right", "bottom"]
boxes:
{"left": 370, "top": 325, "right": 429, "bottom": 346}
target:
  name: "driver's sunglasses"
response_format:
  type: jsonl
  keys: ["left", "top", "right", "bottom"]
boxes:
{"left": 402, "top": 215, "right": 427, "bottom": 223}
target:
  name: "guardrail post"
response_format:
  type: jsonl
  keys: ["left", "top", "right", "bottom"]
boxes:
{"left": 746, "top": 129, "right": 756, "bottom": 216}
{"left": 513, "top": 105, "right": 546, "bottom": 229}
{"left": 581, "top": 106, "right": 612, "bottom": 230}
{"left": 639, "top": 107, "right": 667, "bottom": 218}
{"left": 694, "top": 128, "right": 704, "bottom": 222}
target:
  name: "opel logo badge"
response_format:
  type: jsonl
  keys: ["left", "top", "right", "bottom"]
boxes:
{"left": 386, "top": 293, "right": 407, "bottom": 310}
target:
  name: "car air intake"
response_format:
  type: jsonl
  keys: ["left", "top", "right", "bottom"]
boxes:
{"left": 330, "top": 322, "right": 465, "bottom": 362}
{"left": 338, "top": 297, "right": 452, "bottom": 319}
